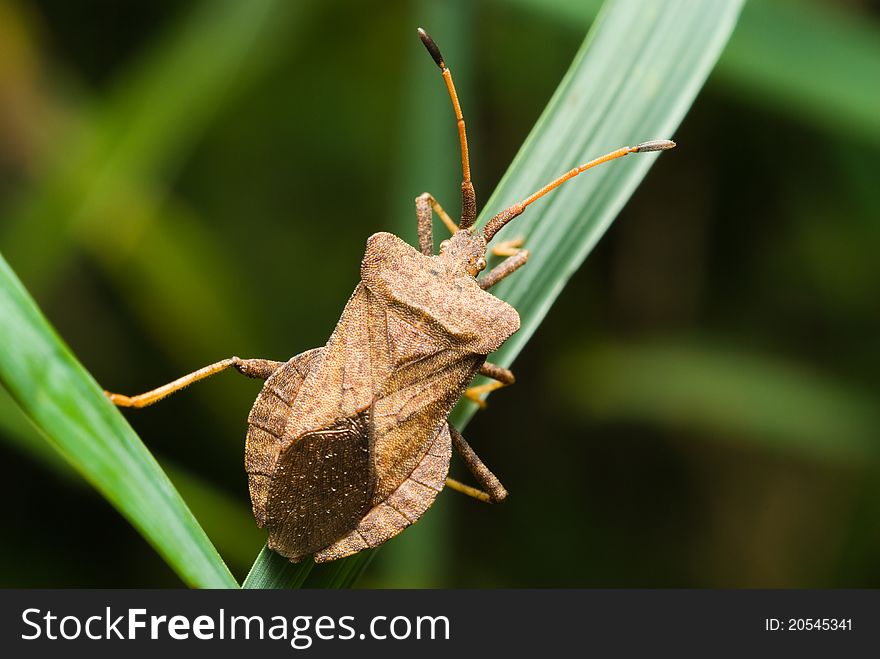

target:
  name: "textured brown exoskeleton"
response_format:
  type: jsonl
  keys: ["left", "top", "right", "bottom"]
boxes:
{"left": 105, "top": 29, "right": 674, "bottom": 563}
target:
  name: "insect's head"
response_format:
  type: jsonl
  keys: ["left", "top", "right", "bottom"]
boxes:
{"left": 419, "top": 28, "right": 676, "bottom": 280}
{"left": 438, "top": 229, "right": 487, "bottom": 277}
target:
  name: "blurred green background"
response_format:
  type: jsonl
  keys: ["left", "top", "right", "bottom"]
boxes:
{"left": 1, "top": 0, "right": 879, "bottom": 587}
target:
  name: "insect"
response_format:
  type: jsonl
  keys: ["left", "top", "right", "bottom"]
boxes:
{"left": 105, "top": 29, "right": 674, "bottom": 563}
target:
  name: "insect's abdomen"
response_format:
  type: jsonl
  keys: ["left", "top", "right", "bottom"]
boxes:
{"left": 314, "top": 421, "right": 451, "bottom": 563}
{"left": 265, "top": 410, "right": 375, "bottom": 561}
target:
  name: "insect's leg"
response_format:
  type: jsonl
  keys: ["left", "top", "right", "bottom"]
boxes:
{"left": 491, "top": 237, "right": 525, "bottom": 257}
{"left": 478, "top": 244, "right": 530, "bottom": 291}
{"left": 415, "top": 192, "right": 458, "bottom": 256}
{"left": 105, "top": 357, "right": 284, "bottom": 408}
{"left": 464, "top": 361, "right": 515, "bottom": 409}
{"left": 446, "top": 425, "right": 507, "bottom": 503}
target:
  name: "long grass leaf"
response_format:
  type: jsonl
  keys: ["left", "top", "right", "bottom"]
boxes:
{"left": 0, "top": 0, "right": 306, "bottom": 402}
{"left": 0, "top": 253, "right": 236, "bottom": 588}
{"left": 453, "top": 0, "right": 743, "bottom": 427}
{"left": 0, "top": 388, "right": 263, "bottom": 572}
{"left": 242, "top": 546, "right": 314, "bottom": 590}
{"left": 505, "top": 0, "right": 880, "bottom": 143}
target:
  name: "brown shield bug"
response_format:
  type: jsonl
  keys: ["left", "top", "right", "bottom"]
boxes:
{"left": 106, "top": 28, "right": 674, "bottom": 563}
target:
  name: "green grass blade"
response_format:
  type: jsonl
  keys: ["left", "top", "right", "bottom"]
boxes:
{"left": 302, "top": 551, "right": 376, "bottom": 589}
{"left": 243, "top": 0, "right": 743, "bottom": 588}
{"left": 453, "top": 0, "right": 743, "bottom": 428}
{"left": 0, "top": 0, "right": 304, "bottom": 402}
{"left": 505, "top": 0, "right": 880, "bottom": 143}
{"left": 242, "top": 545, "right": 314, "bottom": 589}
{"left": 0, "top": 388, "right": 263, "bottom": 573}
{"left": 0, "top": 252, "right": 237, "bottom": 588}
{"left": 242, "top": 544, "right": 376, "bottom": 590}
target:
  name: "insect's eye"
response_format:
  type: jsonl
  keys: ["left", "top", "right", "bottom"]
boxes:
{"left": 475, "top": 257, "right": 487, "bottom": 272}
{"left": 439, "top": 239, "right": 450, "bottom": 252}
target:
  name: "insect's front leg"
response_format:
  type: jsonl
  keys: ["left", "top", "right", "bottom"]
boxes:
{"left": 415, "top": 192, "right": 458, "bottom": 256}
{"left": 105, "top": 357, "right": 284, "bottom": 408}
{"left": 446, "top": 425, "right": 507, "bottom": 503}
{"left": 478, "top": 237, "right": 530, "bottom": 290}
{"left": 464, "top": 361, "right": 515, "bottom": 409}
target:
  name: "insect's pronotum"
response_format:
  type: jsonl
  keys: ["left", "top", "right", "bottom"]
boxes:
{"left": 106, "top": 29, "right": 674, "bottom": 563}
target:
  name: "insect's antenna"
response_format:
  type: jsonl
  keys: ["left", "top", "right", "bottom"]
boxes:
{"left": 483, "top": 140, "right": 676, "bottom": 243}
{"left": 418, "top": 27, "right": 476, "bottom": 230}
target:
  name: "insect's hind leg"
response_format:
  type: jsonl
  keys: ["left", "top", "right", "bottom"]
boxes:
{"left": 105, "top": 357, "right": 284, "bottom": 408}
{"left": 464, "top": 361, "right": 515, "bottom": 409}
{"left": 478, "top": 239, "right": 530, "bottom": 290}
{"left": 415, "top": 192, "right": 458, "bottom": 256}
{"left": 446, "top": 425, "right": 507, "bottom": 503}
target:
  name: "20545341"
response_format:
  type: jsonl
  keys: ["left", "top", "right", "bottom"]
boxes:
{"left": 765, "top": 618, "right": 852, "bottom": 631}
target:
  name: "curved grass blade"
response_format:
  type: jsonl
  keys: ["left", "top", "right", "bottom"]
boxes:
{"left": 242, "top": 546, "right": 314, "bottom": 589}
{"left": 454, "top": 0, "right": 743, "bottom": 426}
{"left": 243, "top": 0, "right": 743, "bottom": 588}
{"left": 506, "top": 0, "right": 880, "bottom": 143}
{"left": 1, "top": 1, "right": 307, "bottom": 422}
{"left": 0, "top": 388, "right": 264, "bottom": 573}
{"left": 0, "top": 252, "right": 236, "bottom": 588}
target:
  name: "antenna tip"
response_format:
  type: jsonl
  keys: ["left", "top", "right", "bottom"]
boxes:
{"left": 417, "top": 27, "right": 445, "bottom": 69}
{"left": 635, "top": 139, "right": 676, "bottom": 153}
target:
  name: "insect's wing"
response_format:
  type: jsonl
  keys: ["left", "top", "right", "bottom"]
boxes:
{"left": 264, "top": 410, "right": 374, "bottom": 562}
{"left": 370, "top": 346, "right": 480, "bottom": 502}
{"left": 314, "top": 421, "right": 451, "bottom": 563}
{"left": 258, "top": 335, "right": 473, "bottom": 561}
{"left": 246, "top": 347, "right": 324, "bottom": 526}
